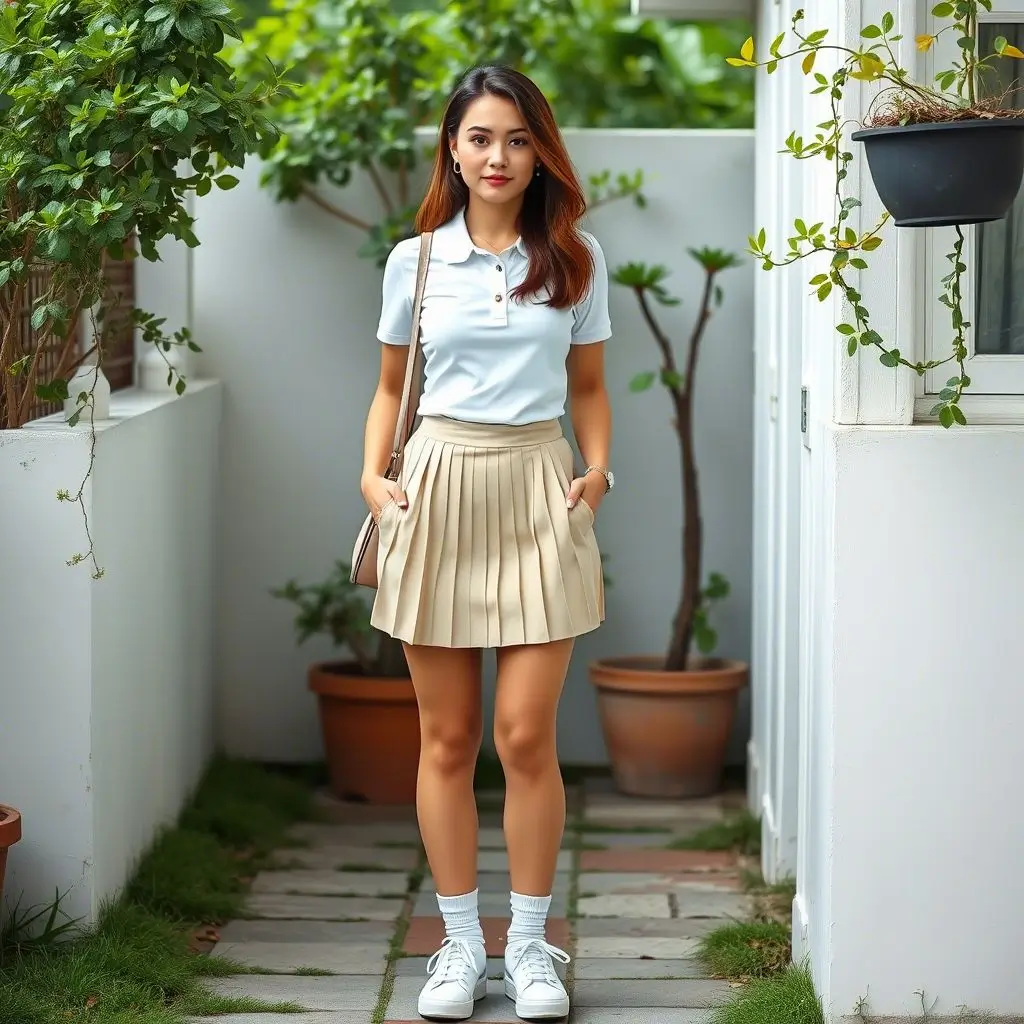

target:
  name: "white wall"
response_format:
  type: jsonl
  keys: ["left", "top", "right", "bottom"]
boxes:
{"left": 190, "top": 129, "right": 756, "bottom": 766}
{"left": 754, "top": 0, "right": 1024, "bottom": 1017}
{"left": 814, "top": 425, "right": 1024, "bottom": 1019}
{"left": 0, "top": 383, "right": 221, "bottom": 926}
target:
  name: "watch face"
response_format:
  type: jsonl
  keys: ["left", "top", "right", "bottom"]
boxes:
{"left": 606, "top": 471, "right": 615, "bottom": 490}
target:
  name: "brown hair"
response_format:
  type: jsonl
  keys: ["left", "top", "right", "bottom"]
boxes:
{"left": 415, "top": 65, "right": 593, "bottom": 309}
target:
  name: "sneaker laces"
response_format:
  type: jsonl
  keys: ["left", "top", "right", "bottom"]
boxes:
{"left": 426, "top": 937, "right": 480, "bottom": 985}
{"left": 511, "top": 938, "right": 570, "bottom": 986}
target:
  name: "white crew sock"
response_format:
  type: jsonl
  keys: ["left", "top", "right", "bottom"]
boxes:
{"left": 436, "top": 889, "right": 486, "bottom": 972}
{"left": 507, "top": 891, "right": 552, "bottom": 947}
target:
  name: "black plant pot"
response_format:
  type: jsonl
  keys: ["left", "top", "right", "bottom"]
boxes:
{"left": 851, "top": 119, "right": 1024, "bottom": 227}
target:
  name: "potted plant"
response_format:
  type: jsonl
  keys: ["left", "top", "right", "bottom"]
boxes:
{"left": 587, "top": 249, "right": 748, "bottom": 800}
{"left": 729, "top": 3, "right": 1024, "bottom": 425}
{"left": 0, "top": 805, "right": 22, "bottom": 906}
{"left": 1, "top": 0, "right": 281, "bottom": 571}
{"left": 272, "top": 561, "right": 420, "bottom": 805}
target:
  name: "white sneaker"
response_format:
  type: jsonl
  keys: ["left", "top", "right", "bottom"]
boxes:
{"left": 503, "top": 938, "right": 571, "bottom": 1020}
{"left": 417, "top": 936, "right": 488, "bottom": 1021}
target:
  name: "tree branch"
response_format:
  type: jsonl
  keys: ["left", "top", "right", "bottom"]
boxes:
{"left": 299, "top": 185, "right": 373, "bottom": 231}
{"left": 367, "top": 162, "right": 394, "bottom": 217}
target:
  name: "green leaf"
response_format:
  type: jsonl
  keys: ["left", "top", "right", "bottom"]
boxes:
{"left": 939, "top": 406, "right": 954, "bottom": 428}
{"left": 882, "top": 11, "right": 894, "bottom": 32}
{"left": 144, "top": 4, "right": 174, "bottom": 22}
{"left": 836, "top": 323, "right": 856, "bottom": 335}
{"left": 879, "top": 349, "right": 901, "bottom": 367}
{"left": 816, "top": 281, "right": 832, "bottom": 301}
{"left": 932, "top": 2, "right": 954, "bottom": 15}
{"left": 951, "top": 404, "right": 967, "bottom": 426}
{"left": 167, "top": 108, "right": 188, "bottom": 133}
{"left": 35, "top": 378, "right": 70, "bottom": 402}
{"left": 215, "top": 175, "right": 240, "bottom": 190}
{"left": 629, "top": 371, "right": 656, "bottom": 392}
{"left": 861, "top": 24, "right": 883, "bottom": 38}
{"left": 660, "top": 368, "right": 684, "bottom": 390}
{"left": 847, "top": 337, "right": 858, "bottom": 357}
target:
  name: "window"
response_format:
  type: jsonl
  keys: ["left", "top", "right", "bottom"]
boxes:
{"left": 922, "top": 2, "right": 1024, "bottom": 409}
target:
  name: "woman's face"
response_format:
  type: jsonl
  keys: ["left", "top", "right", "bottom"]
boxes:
{"left": 450, "top": 93, "right": 538, "bottom": 208}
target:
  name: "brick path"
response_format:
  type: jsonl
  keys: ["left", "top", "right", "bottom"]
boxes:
{"left": 189, "top": 778, "right": 749, "bottom": 1024}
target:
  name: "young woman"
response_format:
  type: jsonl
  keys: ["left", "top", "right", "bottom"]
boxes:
{"left": 360, "top": 65, "right": 614, "bottom": 1022}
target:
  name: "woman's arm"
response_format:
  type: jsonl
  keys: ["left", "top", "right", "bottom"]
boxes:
{"left": 361, "top": 343, "right": 411, "bottom": 515}
{"left": 567, "top": 341, "right": 612, "bottom": 511}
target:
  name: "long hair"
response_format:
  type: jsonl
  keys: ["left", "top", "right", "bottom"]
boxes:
{"left": 415, "top": 65, "right": 593, "bottom": 309}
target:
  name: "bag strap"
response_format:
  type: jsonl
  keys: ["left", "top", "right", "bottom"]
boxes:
{"left": 385, "top": 231, "right": 432, "bottom": 479}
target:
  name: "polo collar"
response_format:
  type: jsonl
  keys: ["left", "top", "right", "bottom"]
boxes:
{"left": 432, "top": 208, "right": 527, "bottom": 264}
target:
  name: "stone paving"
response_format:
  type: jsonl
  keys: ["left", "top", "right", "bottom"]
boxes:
{"left": 188, "top": 778, "right": 750, "bottom": 1024}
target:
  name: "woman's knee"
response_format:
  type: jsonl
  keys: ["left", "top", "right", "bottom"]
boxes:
{"left": 420, "top": 717, "right": 482, "bottom": 776}
{"left": 493, "top": 718, "right": 555, "bottom": 775}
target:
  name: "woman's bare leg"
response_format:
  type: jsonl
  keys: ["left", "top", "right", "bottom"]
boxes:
{"left": 403, "top": 643, "right": 484, "bottom": 896}
{"left": 492, "top": 639, "right": 574, "bottom": 896}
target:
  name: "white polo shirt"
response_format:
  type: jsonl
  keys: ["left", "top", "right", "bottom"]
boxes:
{"left": 376, "top": 209, "right": 612, "bottom": 426}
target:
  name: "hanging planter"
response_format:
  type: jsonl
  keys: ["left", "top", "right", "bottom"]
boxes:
{"left": 852, "top": 119, "right": 1024, "bottom": 227}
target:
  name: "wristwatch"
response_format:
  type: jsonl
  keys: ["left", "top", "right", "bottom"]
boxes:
{"left": 585, "top": 465, "right": 614, "bottom": 493}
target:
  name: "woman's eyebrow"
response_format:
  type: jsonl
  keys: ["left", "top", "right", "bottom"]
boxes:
{"left": 466, "top": 125, "right": 529, "bottom": 135}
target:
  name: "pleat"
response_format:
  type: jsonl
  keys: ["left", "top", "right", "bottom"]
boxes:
{"left": 496, "top": 447, "right": 525, "bottom": 647}
{"left": 371, "top": 419, "right": 605, "bottom": 648}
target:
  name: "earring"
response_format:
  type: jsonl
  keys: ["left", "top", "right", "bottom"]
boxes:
{"left": 535, "top": 165, "right": 542, "bottom": 177}
{"left": 453, "top": 160, "right": 461, "bottom": 175}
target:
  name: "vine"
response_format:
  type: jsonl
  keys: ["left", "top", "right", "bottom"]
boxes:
{"left": 730, "top": 2, "right": 1024, "bottom": 427}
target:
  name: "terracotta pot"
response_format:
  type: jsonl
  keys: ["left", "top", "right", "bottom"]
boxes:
{"left": 589, "top": 656, "right": 748, "bottom": 799}
{"left": 309, "top": 662, "right": 420, "bottom": 805}
{"left": 0, "top": 805, "right": 22, "bottom": 903}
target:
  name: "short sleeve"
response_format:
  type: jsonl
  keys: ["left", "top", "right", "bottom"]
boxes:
{"left": 376, "top": 239, "right": 415, "bottom": 345}
{"left": 571, "top": 232, "right": 612, "bottom": 345}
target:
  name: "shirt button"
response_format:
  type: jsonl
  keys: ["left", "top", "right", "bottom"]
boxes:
{"left": 495, "top": 264, "right": 502, "bottom": 272}
{"left": 494, "top": 294, "right": 503, "bottom": 302}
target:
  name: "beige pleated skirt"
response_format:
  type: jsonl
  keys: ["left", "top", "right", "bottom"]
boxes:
{"left": 370, "top": 416, "right": 604, "bottom": 648}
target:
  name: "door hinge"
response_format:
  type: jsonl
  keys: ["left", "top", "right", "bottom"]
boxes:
{"left": 800, "top": 387, "right": 810, "bottom": 448}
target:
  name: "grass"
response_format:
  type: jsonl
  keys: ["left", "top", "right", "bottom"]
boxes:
{"left": 706, "top": 964, "right": 824, "bottom": 1024}
{"left": 0, "top": 756, "right": 317, "bottom": 1024}
{"left": 665, "top": 809, "right": 761, "bottom": 855}
{"left": 698, "top": 920, "right": 793, "bottom": 981}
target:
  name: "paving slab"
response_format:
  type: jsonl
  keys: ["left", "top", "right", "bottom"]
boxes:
{"left": 568, "top": 1008, "right": 711, "bottom": 1024}
{"left": 310, "top": 791, "right": 418, "bottom": 824}
{"left": 573, "top": 978, "right": 734, "bottom": 1007}
{"left": 243, "top": 892, "right": 403, "bottom": 922}
{"left": 210, "top": 940, "right": 388, "bottom": 974}
{"left": 387, "top": 976, "right": 523, "bottom": 1022}
{"left": 186, "top": 1016, "right": 372, "bottom": 1024}
{"left": 252, "top": 869, "right": 409, "bottom": 897}
{"left": 270, "top": 844, "right": 418, "bottom": 872}
{"left": 576, "top": 917, "right": 721, "bottom": 938}
{"left": 577, "top": 894, "right": 672, "bottom": 919}
{"left": 578, "top": 872, "right": 735, "bottom": 894}
{"left": 287, "top": 822, "right": 422, "bottom": 846}
{"left": 200, "top": 974, "right": 381, "bottom": 1011}
{"left": 573, "top": 958, "right": 708, "bottom": 980}
{"left": 575, "top": 936, "right": 703, "bottom": 959}
{"left": 575, "top": 826, "right": 710, "bottom": 846}
{"left": 217, "top": 918, "right": 393, "bottom": 944}
{"left": 579, "top": 849, "right": 737, "bottom": 873}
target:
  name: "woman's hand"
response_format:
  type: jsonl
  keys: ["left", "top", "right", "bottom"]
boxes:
{"left": 361, "top": 474, "right": 408, "bottom": 521}
{"left": 566, "top": 470, "right": 608, "bottom": 516}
